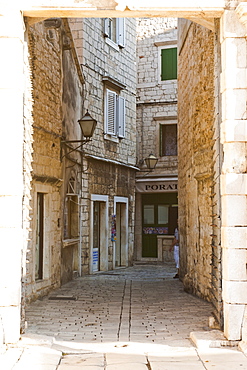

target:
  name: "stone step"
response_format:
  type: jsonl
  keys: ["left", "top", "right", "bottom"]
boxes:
{"left": 190, "top": 330, "right": 239, "bottom": 349}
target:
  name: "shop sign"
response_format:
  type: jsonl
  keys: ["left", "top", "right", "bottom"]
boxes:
{"left": 136, "top": 181, "right": 177, "bottom": 193}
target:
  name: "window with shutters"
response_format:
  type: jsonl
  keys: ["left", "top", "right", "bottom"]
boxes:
{"left": 104, "top": 18, "right": 125, "bottom": 49}
{"left": 161, "top": 47, "right": 177, "bottom": 81}
{"left": 104, "top": 88, "right": 125, "bottom": 140}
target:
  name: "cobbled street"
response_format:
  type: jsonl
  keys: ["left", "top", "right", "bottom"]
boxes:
{"left": 5, "top": 264, "right": 247, "bottom": 369}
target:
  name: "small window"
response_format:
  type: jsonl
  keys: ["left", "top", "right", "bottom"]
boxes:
{"left": 161, "top": 48, "right": 177, "bottom": 81}
{"left": 105, "top": 88, "right": 126, "bottom": 138}
{"left": 143, "top": 205, "right": 155, "bottom": 224}
{"left": 158, "top": 205, "right": 169, "bottom": 225}
{"left": 160, "top": 124, "right": 177, "bottom": 156}
{"left": 64, "top": 177, "right": 79, "bottom": 239}
{"left": 35, "top": 193, "right": 44, "bottom": 280}
{"left": 104, "top": 18, "right": 125, "bottom": 48}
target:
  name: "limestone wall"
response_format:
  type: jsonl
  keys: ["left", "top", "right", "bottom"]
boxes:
{"left": 178, "top": 20, "right": 215, "bottom": 302}
{"left": 67, "top": 18, "right": 137, "bottom": 274}
{"left": 69, "top": 18, "right": 137, "bottom": 167}
{"left": 136, "top": 18, "right": 178, "bottom": 174}
{"left": 26, "top": 20, "right": 64, "bottom": 301}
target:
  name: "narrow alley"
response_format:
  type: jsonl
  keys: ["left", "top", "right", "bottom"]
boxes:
{"left": 4, "top": 264, "right": 247, "bottom": 369}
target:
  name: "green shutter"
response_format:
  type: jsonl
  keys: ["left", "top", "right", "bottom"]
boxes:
{"left": 161, "top": 48, "right": 177, "bottom": 81}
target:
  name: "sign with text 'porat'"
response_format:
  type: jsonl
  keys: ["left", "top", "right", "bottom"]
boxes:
{"left": 136, "top": 181, "right": 177, "bottom": 193}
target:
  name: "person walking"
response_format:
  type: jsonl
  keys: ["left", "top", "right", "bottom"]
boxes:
{"left": 170, "top": 223, "right": 179, "bottom": 278}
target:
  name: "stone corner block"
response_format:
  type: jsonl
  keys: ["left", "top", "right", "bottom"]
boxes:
{"left": 224, "top": 302, "right": 245, "bottom": 340}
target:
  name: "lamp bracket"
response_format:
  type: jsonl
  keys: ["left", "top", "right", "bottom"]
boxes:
{"left": 61, "top": 139, "right": 91, "bottom": 144}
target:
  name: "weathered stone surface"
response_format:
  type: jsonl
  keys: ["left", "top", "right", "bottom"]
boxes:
{"left": 178, "top": 20, "right": 215, "bottom": 302}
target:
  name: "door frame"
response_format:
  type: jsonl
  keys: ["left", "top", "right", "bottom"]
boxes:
{"left": 90, "top": 194, "right": 109, "bottom": 273}
{"left": 113, "top": 196, "right": 128, "bottom": 269}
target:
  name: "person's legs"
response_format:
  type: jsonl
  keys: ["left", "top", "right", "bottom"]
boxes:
{"left": 173, "top": 245, "right": 179, "bottom": 278}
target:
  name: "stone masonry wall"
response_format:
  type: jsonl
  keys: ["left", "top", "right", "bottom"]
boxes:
{"left": 136, "top": 18, "right": 178, "bottom": 175}
{"left": 69, "top": 18, "right": 137, "bottom": 166}
{"left": 178, "top": 20, "right": 215, "bottom": 302}
{"left": 25, "top": 21, "right": 63, "bottom": 302}
{"left": 68, "top": 18, "right": 137, "bottom": 274}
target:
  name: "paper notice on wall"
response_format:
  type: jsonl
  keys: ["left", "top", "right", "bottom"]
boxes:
{"left": 92, "top": 248, "right": 99, "bottom": 272}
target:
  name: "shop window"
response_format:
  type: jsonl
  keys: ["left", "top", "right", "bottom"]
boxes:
{"left": 105, "top": 88, "right": 125, "bottom": 138}
{"left": 104, "top": 18, "right": 125, "bottom": 48}
{"left": 143, "top": 205, "right": 155, "bottom": 224}
{"left": 160, "top": 124, "right": 177, "bottom": 156}
{"left": 142, "top": 193, "right": 178, "bottom": 235}
{"left": 161, "top": 47, "right": 177, "bottom": 81}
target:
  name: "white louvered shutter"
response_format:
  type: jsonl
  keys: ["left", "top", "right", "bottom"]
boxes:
{"left": 118, "top": 96, "right": 125, "bottom": 138}
{"left": 104, "top": 18, "right": 110, "bottom": 37}
{"left": 117, "top": 18, "right": 125, "bottom": 48}
{"left": 105, "top": 89, "right": 116, "bottom": 135}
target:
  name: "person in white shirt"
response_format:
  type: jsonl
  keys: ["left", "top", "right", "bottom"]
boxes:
{"left": 170, "top": 222, "right": 179, "bottom": 279}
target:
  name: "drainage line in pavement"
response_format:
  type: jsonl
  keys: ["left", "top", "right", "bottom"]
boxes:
{"left": 117, "top": 280, "right": 126, "bottom": 340}
{"left": 129, "top": 280, "right": 132, "bottom": 341}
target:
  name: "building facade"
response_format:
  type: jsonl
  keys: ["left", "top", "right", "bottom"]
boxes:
{"left": 69, "top": 17, "right": 137, "bottom": 275}
{"left": 135, "top": 18, "right": 178, "bottom": 263}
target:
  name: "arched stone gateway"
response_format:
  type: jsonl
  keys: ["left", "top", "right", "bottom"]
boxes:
{"left": 1, "top": 0, "right": 247, "bottom": 348}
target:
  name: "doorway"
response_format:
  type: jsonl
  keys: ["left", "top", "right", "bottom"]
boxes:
{"left": 91, "top": 194, "right": 109, "bottom": 273}
{"left": 114, "top": 196, "right": 128, "bottom": 268}
{"left": 35, "top": 192, "right": 44, "bottom": 280}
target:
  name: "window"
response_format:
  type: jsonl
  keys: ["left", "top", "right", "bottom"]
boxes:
{"left": 161, "top": 47, "right": 177, "bottom": 81}
{"left": 104, "top": 18, "right": 125, "bottom": 48}
{"left": 64, "top": 177, "right": 79, "bottom": 240}
{"left": 160, "top": 124, "right": 177, "bottom": 156}
{"left": 142, "top": 193, "right": 178, "bottom": 235}
{"left": 105, "top": 88, "right": 125, "bottom": 138}
{"left": 35, "top": 192, "right": 44, "bottom": 280}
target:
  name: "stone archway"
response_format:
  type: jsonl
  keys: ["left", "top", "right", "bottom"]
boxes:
{"left": 1, "top": 0, "right": 247, "bottom": 344}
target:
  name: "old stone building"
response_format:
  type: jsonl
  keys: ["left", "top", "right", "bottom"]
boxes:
{"left": 135, "top": 18, "right": 178, "bottom": 263}
{"left": 68, "top": 17, "right": 137, "bottom": 274}
{"left": 23, "top": 16, "right": 137, "bottom": 306}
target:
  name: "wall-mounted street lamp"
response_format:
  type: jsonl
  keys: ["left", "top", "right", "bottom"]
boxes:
{"left": 61, "top": 110, "right": 97, "bottom": 166}
{"left": 78, "top": 110, "right": 97, "bottom": 141}
{"left": 144, "top": 153, "right": 158, "bottom": 170}
{"left": 63, "top": 110, "right": 97, "bottom": 144}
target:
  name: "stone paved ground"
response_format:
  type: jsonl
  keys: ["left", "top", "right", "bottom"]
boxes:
{"left": 2, "top": 264, "right": 247, "bottom": 369}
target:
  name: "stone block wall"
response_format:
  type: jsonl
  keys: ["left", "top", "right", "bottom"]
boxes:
{"left": 67, "top": 18, "right": 137, "bottom": 274}
{"left": 25, "top": 21, "right": 64, "bottom": 302}
{"left": 178, "top": 20, "right": 215, "bottom": 302}
{"left": 68, "top": 18, "right": 137, "bottom": 167}
{"left": 136, "top": 18, "right": 178, "bottom": 174}
{"left": 80, "top": 158, "right": 136, "bottom": 274}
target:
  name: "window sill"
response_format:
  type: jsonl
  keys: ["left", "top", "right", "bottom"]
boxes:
{"left": 104, "top": 134, "right": 119, "bottom": 143}
{"left": 159, "top": 79, "right": 177, "bottom": 84}
{"left": 105, "top": 38, "right": 120, "bottom": 51}
{"left": 34, "top": 278, "right": 51, "bottom": 289}
{"left": 63, "top": 238, "right": 80, "bottom": 248}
